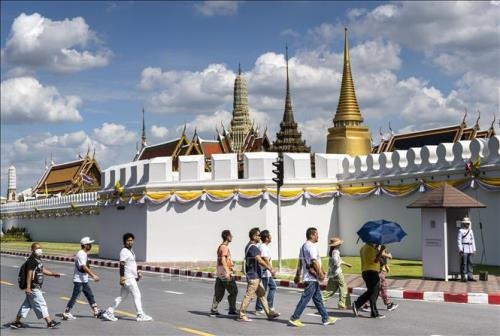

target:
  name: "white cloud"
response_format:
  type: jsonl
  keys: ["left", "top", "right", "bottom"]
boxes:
{"left": 1, "top": 76, "right": 82, "bottom": 123}
{"left": 2, "top": 12, "right": 112, "bottom": 73}
{"left": 150, "top": 125, "right": 169, "bottom": 140}
{"left": 194, "top": 1, "right": 239, "bottom": 16}
{"left": 92, "top": 123, "right": 137, "bottom": 146}
{"left": 351, "top": 2, "right": 500, "bottom": 76}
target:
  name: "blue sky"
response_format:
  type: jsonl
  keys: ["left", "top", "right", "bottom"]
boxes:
{"left": 1, "top": 1, "right": 499, "bottom": 195}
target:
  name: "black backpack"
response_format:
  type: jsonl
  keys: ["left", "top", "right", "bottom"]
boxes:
{"left": 18, "top": 257, "right": 42, "bottom": 289}
{"left": 18, "top": 259, "right": 29, "bottom": 289}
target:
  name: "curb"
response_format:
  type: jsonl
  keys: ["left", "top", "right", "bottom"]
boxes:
{"left": 2, "top": 250, "right": 499, "bottom": 305}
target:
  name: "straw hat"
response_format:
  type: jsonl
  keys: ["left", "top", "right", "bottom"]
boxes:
{"left": 328, "top": 237, "right": 344, "bottom": 247}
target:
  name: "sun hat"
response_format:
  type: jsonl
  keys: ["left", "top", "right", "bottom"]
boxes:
{"left": 461, "top": 217, "right": 472, "bottom": 224}
{"left": 80, "top": 236, "right": 95, "bottom": 245}
{"left": 328, "top": 237, "right": 344, "bottom": 247}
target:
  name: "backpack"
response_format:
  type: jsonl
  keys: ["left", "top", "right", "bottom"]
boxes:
{"left": 18, "top": 257, "right": 41, "bottom": 289}
{"left": 18, "top": 259, "right": 30, "bottom": 289}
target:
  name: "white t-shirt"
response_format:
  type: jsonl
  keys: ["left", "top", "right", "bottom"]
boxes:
{"left": 73, "top": 250, "right": 89, "bottom": 283}
{"left": 299, "top": 241, "right": 320, "bottom": 282}
{"left": 120, "top": 247, "right": 138, "bottom": 279}
{"left": 259, "top": 243, "right": 272, "bottom": 278}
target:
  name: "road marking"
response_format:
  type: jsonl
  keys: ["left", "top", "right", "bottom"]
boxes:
{"left": 177, "top": 326, "right": 215, "bottom": 336}
{"left": 306, "top": 313, "right": 321, "bottom": 317}
{"left": 164, "top": 290, "right": 184, "bottom": 295}
{"left": 60, "top": 296, "right": 87, "bottom": 305}
{"left": 1, "top": 280, "right": 14, "bottom": 286}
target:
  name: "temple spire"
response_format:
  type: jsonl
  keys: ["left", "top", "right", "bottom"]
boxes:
{"left": 229, "top": 64, "right": 252, "bottom": 153}
{"left": 271, "top": 46, "right": 310, "bottom": 154}
{"left": 326, "top": 27, "right": 371, "bottom": 156}
{"left": 141, "top": 108, "right": 147, "bottom": 149}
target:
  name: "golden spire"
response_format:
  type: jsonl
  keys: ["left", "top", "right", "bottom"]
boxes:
{"left": 326, "top": 27, "right": 371, "bottom": 156}
{"left": 333, "top": 27, "right": 363, "bottom": 125}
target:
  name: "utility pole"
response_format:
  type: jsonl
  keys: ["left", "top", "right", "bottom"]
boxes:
{"left": 272, "top": 156, "right": 284, "bottom": 273}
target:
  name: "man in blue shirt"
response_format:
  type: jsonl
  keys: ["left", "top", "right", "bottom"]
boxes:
{"left": 238, "top": 227, "right": 280, "bottom": 322}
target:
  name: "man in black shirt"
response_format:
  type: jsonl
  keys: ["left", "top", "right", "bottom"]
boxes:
{"left": 10, "top": 243, "right": 61, "bottom": 329}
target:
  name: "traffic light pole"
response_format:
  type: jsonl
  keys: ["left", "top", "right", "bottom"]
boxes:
{"left": 276, "top": 185, "right": 282, "bottom": 273}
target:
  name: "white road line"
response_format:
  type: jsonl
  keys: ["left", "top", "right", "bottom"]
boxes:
{"left": 306, "top": 313, "right": 321, "bottom": 317}
{"left": 164, "top": 290, "right": 184, "bottom": 295}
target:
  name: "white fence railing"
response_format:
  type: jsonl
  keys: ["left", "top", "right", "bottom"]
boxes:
{"left": 0, "top": 192, "right": 99, "bottom": 214}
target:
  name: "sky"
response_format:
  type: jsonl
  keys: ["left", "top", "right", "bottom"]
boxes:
{"left": 1, "top": 1, "right": 499, "bottom": 196}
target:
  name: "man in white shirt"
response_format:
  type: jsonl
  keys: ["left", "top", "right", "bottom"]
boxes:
{"left": 255, "top": 230, "right": 278, "bottom": 315}
{"left": 289, "top": 227, "right": 337, "bottom": 327}
{"left": 102, "top": 233, "right": 153, "bottom": 322}
{"left": 63, "top": 237, "right": 102, "bottom": 320}
{"left": 457, "top": 217, "right": 477, "bottom": 282}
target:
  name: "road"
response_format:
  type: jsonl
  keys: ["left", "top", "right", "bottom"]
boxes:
{"left": 1, "top": 255, "right": 499, "bottom": 335}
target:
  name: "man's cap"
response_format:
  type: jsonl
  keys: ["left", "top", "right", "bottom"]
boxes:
{"left": 328, "top": 237, "right": 344, "bottom": 247}
{"left": 461, "top": 217, "right": 472, "bottom": 224}
{"left": 80, "top": 236, "right": 95, "bottom": 245}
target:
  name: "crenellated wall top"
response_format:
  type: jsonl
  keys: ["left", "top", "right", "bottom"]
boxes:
{"left": 96, "top": 136, "right": 500, "bottom": 191}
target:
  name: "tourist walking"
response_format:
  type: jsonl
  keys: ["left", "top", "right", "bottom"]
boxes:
{"left": 322, "top": 236, "right": 351, "bottom": 309}
{"left": 289, "top": 227, "right": 337, "bottom": 327}
{"left": 352, "top": 242, "right": 384, "bottom": 318}
{"left": 238, "top": 227, "right": 280, "bottom": 322}
{"left": 63, "top": 236, "right": 103, "bottom": 320}
{"left": 102, "top": 233, "right": 153, "bottom": 322}
{"left": 210, "top": 229, "right": 238, "bottom": 316}
{"left": 362, "top": 244, "right": 398, "bottom": 312}
{"left": 255, "top": 230, "right": 278, "bottom": 315}
{"left": 10, "top": 243, "right": 61, "bottom": 329}
{"left": 458, "top": 217, "right": 477, "bottom": 282}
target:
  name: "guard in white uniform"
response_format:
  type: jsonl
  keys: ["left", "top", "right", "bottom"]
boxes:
{"left": 457, "top": 217, "right": 476, "bottom": 282}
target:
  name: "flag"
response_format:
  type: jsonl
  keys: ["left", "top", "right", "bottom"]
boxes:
{"left": 81, "top": 172, "right": 95, "bottom": 184}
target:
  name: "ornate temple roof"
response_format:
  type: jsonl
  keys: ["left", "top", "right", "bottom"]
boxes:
{"left": 136, "top": 126, "right": 190, "bottom": 170}
{"left": 31, "top": 153, "right": 101, "bottom": 195}
{"left": 372, "top": 114, "right": 496, "bottom": 153}
{"left": 270, "top": 46, "right": 310, "bottom": 154}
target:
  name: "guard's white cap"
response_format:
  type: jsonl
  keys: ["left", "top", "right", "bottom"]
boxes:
{"left": 80, "top": 236, "right": 95, "bottom": 245}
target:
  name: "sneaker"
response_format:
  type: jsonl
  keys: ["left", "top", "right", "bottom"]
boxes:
{"left": 372, "top": 314, "right": 386, "bottom": 319}
{"left": 62, "top": 312, "right": 76, "bottom": 320}
{"left": 93, "top": 308, "right": 104, "bottom": 318}
{"left": 254, "top": 309, "right": 265, "bottom": 315}
{"left": 10, "top": 321, "right": 25, "bottom": 329}
{"left": 387, "top": 303, "right": 399, "bottom": 311}
{"left": 238, "top": 316, "right": 253, "bottom": 322}
{"left": 323, "top": 316, "right": 338, "bottom": 326}
{"left": 351, "top": 303, "right": 359, "bottom": 318}
{"left": 102, "top": 311, "right": 118, "bottom": 322}
{"left": 267, "top": 312, "right": 280, "bottom": 320}
{"left": 288, "top": 319, "right": 305, "bottom": 327}
{"left": 137, "top": 314, "right": 153, "bottom": 322}
{"left": 47, "top": 321, "right": 61, "bottom": 329}
{"left": 361, "top": 305, "right": 371, "bottom": 312}
{"left": 210, "top": 310, "right": 221, "bottom": 317}
{"left": 228, "top": 310, "right": 238, "bottom": 316}
{"left": 337, "top": 305, "right": 347, "bottom": 310}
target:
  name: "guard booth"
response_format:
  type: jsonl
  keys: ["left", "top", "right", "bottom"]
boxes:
{"left": 407, "top": 184, "right": 485, "bottom": 280}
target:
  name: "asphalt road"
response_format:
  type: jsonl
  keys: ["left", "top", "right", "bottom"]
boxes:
{"left": 1, "top": 254, "right": 499, "bottom": 336}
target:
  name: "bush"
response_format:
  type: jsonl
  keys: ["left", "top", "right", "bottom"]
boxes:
{"left": 1, "top": 227, "right": 31, "bottom": 242}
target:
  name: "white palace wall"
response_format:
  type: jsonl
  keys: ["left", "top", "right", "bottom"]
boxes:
{"left": 2, "top": 137, "right": 500, "bottom": 265}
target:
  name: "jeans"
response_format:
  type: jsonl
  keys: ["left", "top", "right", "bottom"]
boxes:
{"left": 255, "top": 276, "right": 277, "bottom": 311}
{"left": 239, "top": 278, "right": 271, "bottom": 318}
{"left": 108, "top": 278, "right": 144, "bottom": 315}
{"left": 460, "top": 253, "right": 474, "bottom": 279}
{"left": 211, "top": 277, "right": 238, "bottom": 312}
{"left": 355, "top": 270, "right": 380, "bottom": 317}
{"left": 66, "top": 282, "right": 96, "bottom": 311}
{"left": 291, "top": 281, "right": 329, "bottom": 323}
{"left": 17, "top": 288, "right": 49, "bottom": 320}
{"left": 323, "top": 273, "right": 350, "bottom": 308}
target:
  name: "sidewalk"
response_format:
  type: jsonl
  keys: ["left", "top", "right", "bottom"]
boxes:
{"left": 2, "top": 250, "right": 499, "bottom": 305}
